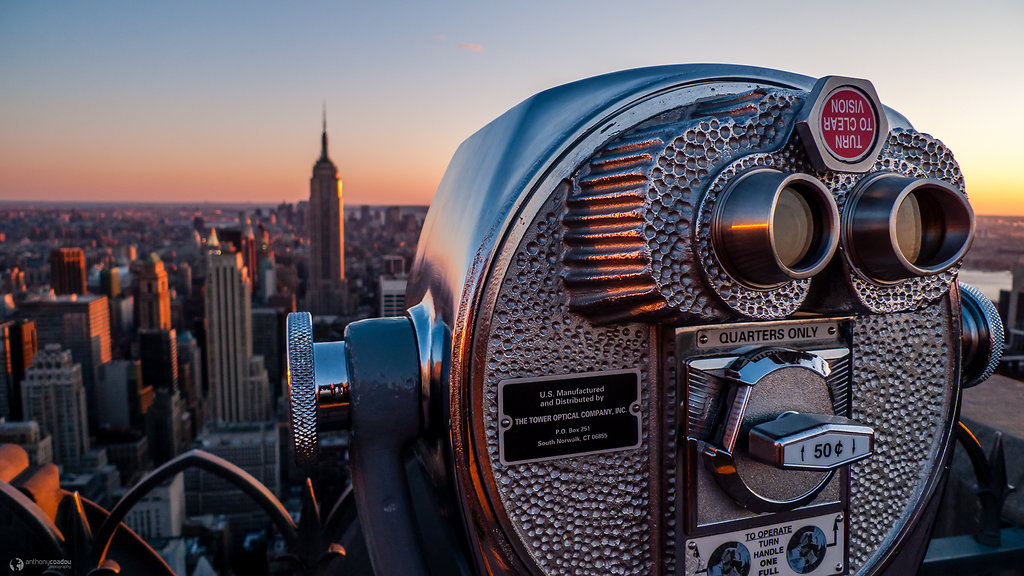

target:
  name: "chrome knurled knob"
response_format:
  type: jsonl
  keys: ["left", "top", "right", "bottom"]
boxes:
{"left": 287, "top": 312, "right": 319, "bottom": 467}
{"left": 960, "top": 282, "right": 1004, "bottom": 388}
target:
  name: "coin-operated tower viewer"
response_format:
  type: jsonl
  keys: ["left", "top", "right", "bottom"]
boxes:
{"left": 285, "top": 65, "right": 1004, "bottom": 576}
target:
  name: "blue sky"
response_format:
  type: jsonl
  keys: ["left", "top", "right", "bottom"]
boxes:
{"left": 1, "top": 0, "right": 1021, "bottom": 213}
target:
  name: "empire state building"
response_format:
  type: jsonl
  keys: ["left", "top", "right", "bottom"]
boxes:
{"left": 306, "top": 115, "right": 347, "bottom": 315}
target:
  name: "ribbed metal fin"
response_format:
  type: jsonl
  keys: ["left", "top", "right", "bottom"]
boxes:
{"left": 826, "top": 354, "right": 852, "bottom": 417}
{"left": 686, "top": 366, "right": 724, "bottom": 441}
{"left": 562, "top": 127, "right": 663, "bottom": 319}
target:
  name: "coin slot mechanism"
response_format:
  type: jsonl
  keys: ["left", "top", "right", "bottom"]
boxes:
{"left": 749, "top": 413, "right": 874, "bottom": 471}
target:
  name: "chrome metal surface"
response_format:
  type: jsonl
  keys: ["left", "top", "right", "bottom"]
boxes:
{"left": 833, "top": 131, "right": 967, "bottom": 313}
{"left": 701, "top": 442, "right": 837, "bottom": 514}
{"left": 711, "top": 169, "right": 839, "bottom": 288}
{"left": 719, "top": 385, "right": 753, "bottom": 454}
{"left": 847, "top": 303, "right": 960, "bottom": 574}
{"left": 286, "top": 314, "right": 351, "bottom": 468}
{"left": 287, "top": 312, "right": 319, "bottom": 467}
{"left": 959, "top": 282, "right": 1004, "bottom": 388}
{"left": 400, "top": 63, "right": 960, "bottom": 576}
{"left": 726, "top": 348, "right": 832, "bottom": 385}
{"left": 407, "top": 294, "right": 452, "bottom": 435}
{"left": 748, "top": 413, "right": 875, "bottom": 471}
{"left": 312, "top": 341, "right": 351, "bottom": 432}
{"left": 844, "top": 173, "right": 975, "bottom": 282}
{"left": 345, "top": 317, "right": 428, "bottom": 576}
{"left": 701, "top": 348, "right": 840, "bottom": 513}
{"left": 409, "top": 66, "right": 844, "bottom": 576}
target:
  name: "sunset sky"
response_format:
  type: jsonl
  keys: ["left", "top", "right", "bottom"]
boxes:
{"left": 1, "top": 1, "right": 1022, "bottom": 215}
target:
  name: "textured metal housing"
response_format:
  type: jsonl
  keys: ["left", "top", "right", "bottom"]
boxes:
{"left": 405, "top": 65, "right": 962, "bottom": 576}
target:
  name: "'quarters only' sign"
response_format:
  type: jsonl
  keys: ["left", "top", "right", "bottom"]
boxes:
{"left": 796, "top": 76, "right": 888, "bottom": 173}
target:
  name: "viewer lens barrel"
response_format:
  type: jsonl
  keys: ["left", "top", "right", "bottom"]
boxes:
{"left": 844, "top": 174, "right": 974, "bottom": 282}
{"left": 712, "top": 169, "right": 840, "bottom": 288}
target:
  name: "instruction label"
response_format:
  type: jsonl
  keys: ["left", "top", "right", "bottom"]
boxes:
{"left": 684, "top": 511, "right": 846, "bottom": 575}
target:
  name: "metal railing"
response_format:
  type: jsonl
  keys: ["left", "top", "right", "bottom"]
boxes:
{"left": 1, "top": 420, "right": 1021, "bottom": 575}
{"left": 919, "top": 422, "right": 1024, "bottom": 576}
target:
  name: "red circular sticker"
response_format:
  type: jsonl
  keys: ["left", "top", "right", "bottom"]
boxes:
{"left": 819, "top": 88, "right": 877, "bottom": 161}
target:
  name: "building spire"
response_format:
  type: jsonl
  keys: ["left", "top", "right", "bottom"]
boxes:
{"left": 320, "top": 102, "right": 329, "bottom": 161}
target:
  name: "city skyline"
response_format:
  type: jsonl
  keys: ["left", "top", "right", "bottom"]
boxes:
{"left": 2, "top": 1, "right": 1023, "bottom": 215}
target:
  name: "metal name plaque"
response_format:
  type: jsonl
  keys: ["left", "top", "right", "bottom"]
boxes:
{"left": 695, "top": 320, "right": 838, "bottom": 351}
{"left": 684, "top": 511, "right": 847, "bottom": 576}
{"left": 497, "top": 369, "right": 642, "bottom": 466}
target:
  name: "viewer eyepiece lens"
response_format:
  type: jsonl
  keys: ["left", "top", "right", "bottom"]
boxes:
{"left": 773, "top": 185, "right": 821, "bottom": 271}
{"left": 712, "top": 170, "right": 838, "bottom": 288}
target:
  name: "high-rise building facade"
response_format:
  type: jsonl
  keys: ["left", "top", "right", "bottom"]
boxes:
{"left": 306, "top": 116, "right": 347, "bottom": 316}
{"left": 140, "top": 329, "right": 178, "bottom": 393}
{"left": 204, "top": 251, "right": 268, "bottom": 422}
{"left": 124, "top": 472, "right": 185, "bottom": 540}
{"left": 147, "top": 388, "right": 190, "bottom": 464}
{"left": 2, "top": 267, "right": 26, "bottom": 294}
{"left": 379, "top": 276, "right": 408, "bottom": 317}
{"left": 0, "top": 420, "right": 53, "bottom": 466}
{"left": 0, "top": 319, "right": 37, "bottom": 420}
{"left": 21, "top": 344, "right": 90, "bottom": 468}
{"left": 20, "top": 294, "right": 111, "bottom": 432}
{"left": 99, "top": 267, "right": 122, "bottom": 298}
{"left": 138, "top": 254, "right": 172, "bottom": 330}
{"left": 252, "top": 308, "right": 285, "bottom": 401}
{"left": 185, "top": 421, "right": 279, "bottom": 538}
{"left": 176, "top": 331, "right": 205, "bottom": 436}
{"left": 218, "top": 223, "right": 259, "bottom": 298}
{"left": 96, "top": 359, "right": 146, "bottom": 431}
{"left": 49, "top": 248, "right": 87, "bottom": 295}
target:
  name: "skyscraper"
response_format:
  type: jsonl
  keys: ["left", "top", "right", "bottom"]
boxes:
{"left": 21, "top": 344, "right": 90, "bottom": 468}
{"left": 138, "top": 253, "right": 172, "bottom": 330}
{"left": 177, "top": 331, "right": 205, "bottom": 436}
{"left": 379, "top": 276, "right": 408, "bottom": 318}
{"left": 96, "top": 359, "right": 146, "bottom": 431}
{"left": 20, "top": 294, "right": 111, "bottom": 432}
{"left": 140, "top": 329, "right": 178, "bottom": 393}
{"left": 204, "top": 251, "right": 269, "bottom": 422}
{"left": 252, "top": 308, "right": 285, "bottom": 402}
{"left": 99, "top": 267, "right": 122, "bottom": 298}
{"left": 148, "top": 388, "right": 190, "bottom": 464}
{"left": 49, "top": 248, "right": 87, "bottom": 295}
{"left": 379, "top": 254, "right": 408, "bottom": 317}
{"left": 0, "top": 319, "right": 37, "bottom": 420}
{"left": 140, "top": 327, "right": 189, "bottom": 464}
{"left": 306, "top": 113, "right": 347, "bottom": 316}
{"left": 218, "top": 225, "right": 258, "bottom": 296}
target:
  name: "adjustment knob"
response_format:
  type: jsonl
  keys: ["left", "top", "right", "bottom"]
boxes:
{"left": 286, "top": 312, "right": 352, "bottom": 468}
{"left": 960, "top": 282, "right": 1004, "bottom": 388}
{"left": 287, "top": 312, "right": 319, "bottom": 467}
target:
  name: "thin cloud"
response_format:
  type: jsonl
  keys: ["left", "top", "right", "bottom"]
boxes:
{"left": 457, "top": 42, "right": 483, "bottom": 53}
{"left": 432, "top": 33, "right": 447, "bottom": 41}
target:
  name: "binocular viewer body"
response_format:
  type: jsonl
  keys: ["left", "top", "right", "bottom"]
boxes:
{"left": 286, "top": 64, "right": 1004, "bottom": 576}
